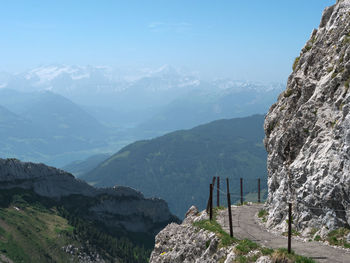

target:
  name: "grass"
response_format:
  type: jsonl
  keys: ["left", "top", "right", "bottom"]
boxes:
{"left": 272, "top": 248, "right": 316, "bottom": 263}
{"left": 235, "top": 255, "right": 248, "bottom": 262}
{"left": 258, "top": 209, "right": 268, "bottom": 218}
{"left": 293, "top": 57, "right": 300, "bottom": 71}
{"left": 0, "top": 203, "right": 81, "bottom": 263}
{"left": 258, "top": 209, "right": 268, "bottom": 223}
{"left": 314, "top": 235, "right": 321, "bottom": 241}
{"left": 327, "top": 227, "right": 350, "bottom": 248}
{"left": 235, "top": 239, "right": 258, "bottom": 255}
{"left": 193, "top": 209, "right": 238, "bottom": 248}
{"left": 261, "top": 247, "right": 274, "bottom": 255}
{"left": 305, "top": 45, "right": 312, "bottom": 52}
{"left": 283, "top": 229, "right": 301, "bottom": 237}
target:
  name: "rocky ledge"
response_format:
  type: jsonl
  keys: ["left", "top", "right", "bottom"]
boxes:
{"left": 264, "top": 0, "right": 350, "bottom": 233}
{"left": 150, "top": 206, "right": 271, "bottom": 263}
{"left": 0, "top": 158, "right": 178, "bottom": 234}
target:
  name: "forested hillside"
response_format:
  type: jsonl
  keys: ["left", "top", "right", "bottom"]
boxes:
{"left": 83, "top": 114, "right": 267, "bottom": 218}
{"left": 0, "top": 188, "right": 150, "bottom": 263}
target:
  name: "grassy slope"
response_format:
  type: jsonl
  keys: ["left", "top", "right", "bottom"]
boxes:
{"left": 83, "top": 114, "right": 268, "bottom": 218}
{"left": 0, "top": 204, "right": 80, "bottom": 262}
{"left": 0, "top": 189, "right": 151, "bottom": 263}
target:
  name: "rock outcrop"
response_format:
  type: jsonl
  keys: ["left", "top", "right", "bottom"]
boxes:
{"left": 264, "top": 0, "right": 350, "bottom": 232}
{"left": 150, "top": 206, "right": 271, "bottom": 263}
{"left": 150, "top": 206, "right": 231, "bottom": 263}
{"left": 0, "top": 158, "right": 178, "bottom": 234}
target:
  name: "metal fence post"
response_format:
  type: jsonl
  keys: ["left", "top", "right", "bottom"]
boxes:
{"left": 209, "top": 184, "right": 213, "bottom": 220}
{"left": 206, "top": 176, "right": 216, "bottom": 212}
{"left": 288, "top": 203, "right": 292, "bottom": 253}
{"left": 226, "top": 178, "right": 233, "bottom": 237}
{"left": 258, "top": 178, "right": 261, "bottom": 203}
{"left": 240, "top": 178, "right": 243, "bottom": 205}
{"left": 217, "top": 176, "right": 220, "bottom": 207}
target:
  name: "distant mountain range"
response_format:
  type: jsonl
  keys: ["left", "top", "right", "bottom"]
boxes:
{"left": 135, "top": 83, "right": 282, "bottom": 137}
{"left": 0, "top": 65, "right": 283, "bottom": 127}
{"left": 81, "top": 114, "right": 268, "bottom": 218}
{"left": 0, "top": 65, "right": 282, "bottom": 167}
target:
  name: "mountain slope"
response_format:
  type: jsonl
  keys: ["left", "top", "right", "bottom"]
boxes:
{"left": 0, "top": 188, "right": 151, "bottom": 263}
{"left": 0, "top": 105, "right": 38, "bottom": 138}
{"left": 0, "top": 89, "right": 107, "bottom": 139}
{"left": 82, "top": 114, "right": 267, "bottom": 218}
{"left": 62, "top": 153, "right": 110, "bottom": 177}
{"left": 0, "top": 89, "right": 111, "bottom": 167}
{"left": 0, "top": 195, "right": 99, "bottom": 263}
{"left": 0, "top": 158, "right": 178, "bottom": 262}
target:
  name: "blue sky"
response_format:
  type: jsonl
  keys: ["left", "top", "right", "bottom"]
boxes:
{"left": 0, "top": 0, "right": 334, "bottom": 82}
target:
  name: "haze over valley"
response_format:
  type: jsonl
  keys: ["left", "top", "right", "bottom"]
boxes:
{"left": 0, "top": 64, "right": 283, "bottom": 167}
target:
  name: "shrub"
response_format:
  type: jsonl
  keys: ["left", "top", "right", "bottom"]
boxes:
{"left": 284, "top": 88, "right": 293, "bottom": 98}
{"left": 293, "top": 57, "right": 300, "bottom": 71}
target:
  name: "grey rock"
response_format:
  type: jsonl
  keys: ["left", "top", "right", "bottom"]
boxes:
{"left": 150, "top": 210, "right": 271, "bottom": 263}
{"left": 264, "top": 0, "right": 350, "bottom": 231}
{"left": 346, "top": 232, "right": 350, "bottom": 242}
{"left": 224, "top": 251, "right": 236, "bottom": 263}
{"left": 150, "top": 212, "right": 231, "bottom": 263}
{"left": 319, "top": 226, "right": 330, "bottom": 239}
{"left": 185, "top": 205, "right": 199, "bottom": 218}
{"left": 256, "top": 256, "right": 272, "bottom": 263}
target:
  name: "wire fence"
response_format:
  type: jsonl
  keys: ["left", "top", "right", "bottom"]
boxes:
{"left": 207, "top": 176, "right": 349, "bottom": 213}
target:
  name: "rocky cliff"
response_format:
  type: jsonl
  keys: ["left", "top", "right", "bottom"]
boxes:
{"left": 150, "top": 206, "right": 273, "bottom": 263}
{"left": 264, "top": 0, "right": 350, "bottom": 232}
{"left": 0, "top": 158, "right": 177, "bottom": 234}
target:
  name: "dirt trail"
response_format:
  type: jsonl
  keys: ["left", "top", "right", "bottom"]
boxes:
{"left": 216, "top": 204, "right": 350, "bottom": 263}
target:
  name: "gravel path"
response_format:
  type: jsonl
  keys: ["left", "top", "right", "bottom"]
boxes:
{"left": 216, "top": 203, "right": 350, "bottom": 263}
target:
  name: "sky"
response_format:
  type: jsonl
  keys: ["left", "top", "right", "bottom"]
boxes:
{"left": 0, "top": 0, "right": 335, "bottom": 82}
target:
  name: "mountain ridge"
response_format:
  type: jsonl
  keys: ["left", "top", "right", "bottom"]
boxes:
{"left": 0, "top": 158, "right": 178, "bottom": 234}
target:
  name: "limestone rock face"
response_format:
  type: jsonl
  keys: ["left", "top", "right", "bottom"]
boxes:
{"left": 264, "top": 0, "right": 350, "bottom": 231}
{"left": 0, "top": 158, "right": 177, "bottom": 234}
{"left": 0, "top": 158, "right": 97, "bottom": 197}
{"left": 150, "top": 206, "right": 271, "bottom": 263}
{"left": 150, "top": 207, "right": 230, "bottom": 263}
